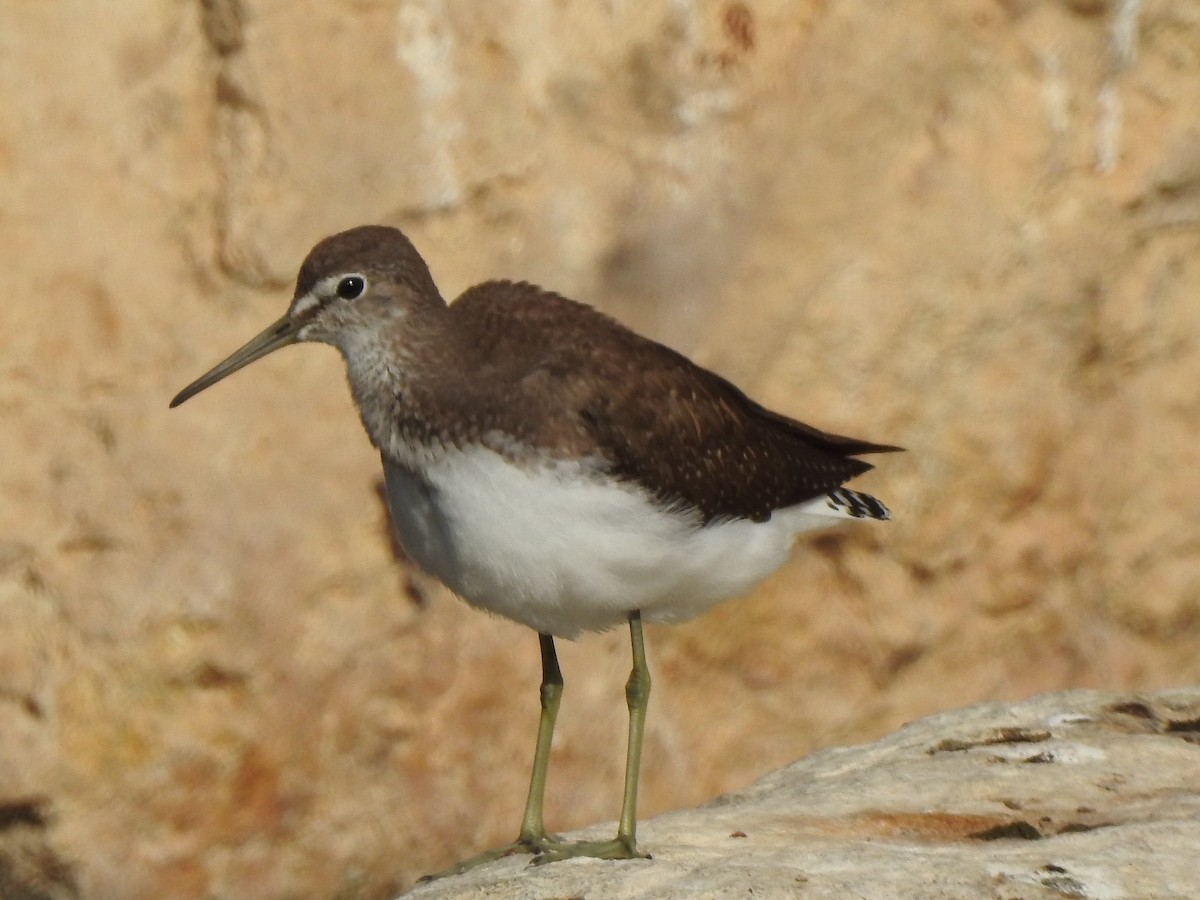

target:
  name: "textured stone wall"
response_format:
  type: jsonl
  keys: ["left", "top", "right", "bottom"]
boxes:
{"left": 1, "top": 1, "right": 1197, "bottom": 897}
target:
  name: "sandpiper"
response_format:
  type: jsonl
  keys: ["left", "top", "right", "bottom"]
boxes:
{"left": 171, "top": 225, "right": 899, "bottom": 876}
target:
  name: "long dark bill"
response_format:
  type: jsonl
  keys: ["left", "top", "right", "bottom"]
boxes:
{"left": 169, "top": 314, "right": 303, "bottom": 408}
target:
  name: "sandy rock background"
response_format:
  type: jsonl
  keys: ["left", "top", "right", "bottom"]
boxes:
{"left": 1, "top": 1, "right": 1198, "bottom": 897}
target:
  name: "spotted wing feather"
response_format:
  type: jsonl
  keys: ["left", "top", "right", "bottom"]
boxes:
{"left": 448, "top": 281, "right": 900, "bottom": 524}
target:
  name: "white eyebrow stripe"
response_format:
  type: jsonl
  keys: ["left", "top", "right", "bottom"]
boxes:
{"left": 291, "top": 291, "right": 321, "bottom": 316}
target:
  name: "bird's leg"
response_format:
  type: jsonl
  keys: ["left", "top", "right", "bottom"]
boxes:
{"left": 517, "top": 632, "right": 564, "bottom": 846}
{"left": 419, "top": 633, "right": 565, "bottom": 881}
{"left": 534, "top": 610, "right": 652, "bottom": 865}
{"left": 616, "top": 609, "right": 651, "bottom": 853}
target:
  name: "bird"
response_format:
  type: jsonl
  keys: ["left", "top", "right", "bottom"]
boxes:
{"left": 170, "top": 224, "right": 900, "bottom": 877}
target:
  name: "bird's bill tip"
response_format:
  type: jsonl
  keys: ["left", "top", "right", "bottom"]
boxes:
{"left": 169, "top": 314, "right": 303, "bottom": 409}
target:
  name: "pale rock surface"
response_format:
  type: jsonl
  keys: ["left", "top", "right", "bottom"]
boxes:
{"left": 0, "top": 1, "right": 1198, "bottom": 897}
{"left": 405, "top": 687, "right": 1200, "bottom": 899}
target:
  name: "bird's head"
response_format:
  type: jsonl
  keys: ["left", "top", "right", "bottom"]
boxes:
{"left": 170, "top": 225, "right": 442, "bottom": 408}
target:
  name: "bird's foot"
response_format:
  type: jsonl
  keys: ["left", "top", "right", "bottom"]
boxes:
{"left": 417, "top": 832, "right": 564, "bottom": 882}
{"left": 531, "top": 835, "right": 650, "bottom": 866}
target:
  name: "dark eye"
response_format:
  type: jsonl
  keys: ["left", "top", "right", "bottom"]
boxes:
{"left": 336, "top": 275, "right": 366, "bottom": 300}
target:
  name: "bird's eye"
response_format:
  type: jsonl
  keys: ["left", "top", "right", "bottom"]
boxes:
{"left": 336, "top": 275, "right": 366, "bottom": 300}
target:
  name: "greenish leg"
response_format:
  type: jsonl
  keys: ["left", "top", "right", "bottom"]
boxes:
{"left": 617, "top": 609, "right": 651, "bottom": 852}
{"left": 419, "top": 633, "right": 566, "bottom": 881}
{"left": 518, "top": 632, "right": 564, "bottom": 843}
{"left": 535, "top": 610, "right": 652, "bottom": 864}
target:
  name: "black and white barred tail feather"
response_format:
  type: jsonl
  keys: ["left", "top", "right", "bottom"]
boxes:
{"left": 821, "top": 488, "right": 891, "bottom": 521}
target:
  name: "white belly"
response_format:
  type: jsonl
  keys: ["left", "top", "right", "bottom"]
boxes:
{"left": 382, "top": 446, "right": 851, "bottom": 638}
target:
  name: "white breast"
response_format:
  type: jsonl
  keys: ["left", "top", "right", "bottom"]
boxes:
{"left": 382, "top": 446, "right": 870, "bottom": 638}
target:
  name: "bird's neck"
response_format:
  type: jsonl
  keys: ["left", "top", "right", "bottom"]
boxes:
{"left": 336, "top": 302, "right": 460, "bottom": 467}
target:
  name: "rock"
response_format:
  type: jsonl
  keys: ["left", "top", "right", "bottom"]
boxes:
{"left": 403, "top": 686, "right": 1200, "bottom": 899}
{"left": 0, "top": 799, "right": 78, "bottom": 900}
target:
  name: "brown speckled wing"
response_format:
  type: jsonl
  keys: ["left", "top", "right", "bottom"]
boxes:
{"left": 449, "top": 281, "right": 900, "bottom": 524}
